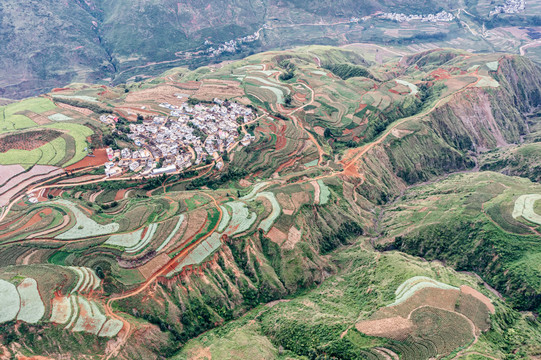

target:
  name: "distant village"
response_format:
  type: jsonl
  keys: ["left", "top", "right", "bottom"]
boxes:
{"left": 490, "top": 0, "right": 525, "bottom": 16}
{"left": 101, "top": 99, "right": 256, "bottom": 177}
{"left": 379, "top": 10, "right": 455, "bottom": 23}
{"left": 205, "top": 26, "right": 269, "bottom": 57}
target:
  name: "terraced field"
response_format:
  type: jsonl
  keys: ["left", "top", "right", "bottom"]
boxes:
{"left": 0, "top": 45, "right": 540, "bottom": 359}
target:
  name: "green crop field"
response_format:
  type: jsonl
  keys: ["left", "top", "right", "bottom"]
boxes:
{"left": 0, "top": 98, "right": 57, "bottom": 133}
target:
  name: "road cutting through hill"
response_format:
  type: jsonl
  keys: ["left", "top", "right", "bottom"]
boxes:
{"left": 103, "top": 191, "right": 223, "bottom": 359}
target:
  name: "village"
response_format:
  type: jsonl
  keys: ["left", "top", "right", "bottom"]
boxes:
{"left": 101, "top": 99, "right": 256, "bottom": 177}
{"left": 490, "top": 0, "right": 525, "bottom": 16}
{"left": 379, "top": 10, "right": 455, "bottom": 23}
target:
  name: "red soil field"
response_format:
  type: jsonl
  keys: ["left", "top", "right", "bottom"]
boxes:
{"left": 0, "top": 130, "right": 62, "bottom": 153}
{"left": 0, "top": 214, "right": 24, "bottom": 231}
{"left": 430, "top": 68, "right": 452, "bottom": 80}
{"left": 275, "top": 124, "right": 287, "bottom": 151}
{"left": 356, "top": 103, "right": 367, "bottom": 112}
{"left": 267, "top": 227, "right": 287, "bottom": 245}
{"left": 115, "top": 189, "right": 128, "bottom": 201}
{"left": 1, "top": 208, "right": 52, "bottom": 238}
{"left": 56, "top": 102, "right": 94, "bottom": 116}
{"left": 389, "top": 89, "right": 409, "bottom": 95}
{"left": 66, "top": 149, "right": 109, "bottom": 171}
{"left": 177, "top": 81, "right": 201, "bottom": 90}
{"left": 138, "top": 253, "right": 171, "bottom": 279}
{"left": 275, "top": 156, "right": 301, "bottom": 174}
{"left": 52, "top": 88, "right": 73, "bottom": 92}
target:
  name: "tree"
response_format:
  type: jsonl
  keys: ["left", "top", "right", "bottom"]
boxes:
{"left": 284, "top": 93, "right": 292, "bottom": 106}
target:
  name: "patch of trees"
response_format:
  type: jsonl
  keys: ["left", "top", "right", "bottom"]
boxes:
{"left": 187, "top": 122, "right": 207, "bottom": 140}
{"left": 483, "top": 15, "right": 541, "bottom": 29}
{"left": 323, "top": 63, "right": 373, "bottom": 80}
{"left": 53, "top": 97, "right": 112, "bottom": 114}
{"left": 143, "top": 175, "right": 168, "bottom": 190}
{"left": 318, "top": 221, "right": 363, "bottom": 254}
{"left": 187, "top": 167, "right": 248, "bottom": 190}
{"left": 187, "top": 98, "right": 213, "bottom": 106}
{"left": 279, "top": 60, "right": 296, "bottom": 81}
{"left": 272, "top": 112, "right": 289, "bottom": 121}
{"left": 284, "top": 93, "right": 293, "bottom": 107}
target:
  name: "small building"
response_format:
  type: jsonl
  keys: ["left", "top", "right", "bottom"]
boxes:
{"left": 129, "top": 161, "right": 140, "bottom": 172}
{"left": 151, "top": 165, "right": 177, "bottom": 176}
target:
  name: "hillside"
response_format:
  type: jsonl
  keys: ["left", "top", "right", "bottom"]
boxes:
{"left": 1, "top": 45, "right": 541, "bottom": 359}
{"left": 2, "top": 0, "right": 541, "bottom": 99}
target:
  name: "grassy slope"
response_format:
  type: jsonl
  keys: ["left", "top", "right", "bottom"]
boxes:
{"left": 172, "top": 242, "right": 541, "bottom": 359}
{"left": 379, "top": 171, "right": 541, "bottom": 312}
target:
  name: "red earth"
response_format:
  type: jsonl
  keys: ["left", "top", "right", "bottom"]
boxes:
{"left": 115, "top": 189, "right": 128, "bottom": 201}
{"left": 275, "top": 124, "right": 287, "bottom": 151}
{"left": 1, "top": 208, "right": 52, "bottom": 239}
{"left": 66, "top": 149, "right": 108, "bottom": 171}
{"left": 430, "top": 68, "right": 452, "bottom": 80}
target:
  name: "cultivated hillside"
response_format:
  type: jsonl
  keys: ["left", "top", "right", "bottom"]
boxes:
{"left": 1, "top": 46, "right": 541, "bottom": 359}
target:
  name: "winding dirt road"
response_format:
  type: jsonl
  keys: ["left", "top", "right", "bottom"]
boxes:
{"left": 103, "top": 191, "right": 223, "bottom": 359}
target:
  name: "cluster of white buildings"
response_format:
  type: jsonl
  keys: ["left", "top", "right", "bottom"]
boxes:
{"left": 206, "top": 30, "right": 260, "bottom": 57}
{"left": 103, "top": 99, "right": 256, "bottom": 177}
{"left": 490, "top": 0, "right": 525, "bottom": 15}
{"left": 379, "top": 10, "right": 455, "bottom": 22}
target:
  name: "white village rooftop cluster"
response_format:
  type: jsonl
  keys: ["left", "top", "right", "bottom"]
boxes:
{"left": 103, "top": 99, "right": 256, "bottom": 177}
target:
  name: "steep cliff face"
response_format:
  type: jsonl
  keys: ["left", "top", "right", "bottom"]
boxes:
{"left": 496, "top": 56, "right": 541, "bottom": 111}
{"left": 353, "top": 57, "right": 541, "bottom": 194}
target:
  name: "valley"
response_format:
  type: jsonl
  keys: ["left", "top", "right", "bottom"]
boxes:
{"left": 1, "top": 0, "right": 541, "bottom": 99}
{"left": 0, "top": 42, "right": 541, "bottom": 359}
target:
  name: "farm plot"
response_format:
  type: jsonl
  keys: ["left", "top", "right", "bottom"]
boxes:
{"left": 16, "top": 277, "right": 45, "bottom": 324}
{"left": 166, "top": 232, "right": 222, "bottom": 277}
{"left": 126, "top": 223, "right": 158, "bottom": 253}
{"left": 98, "top": 318, "right": 124, "bottom": 337}
{"left": 50, "top": 295, "right": 72, "bottom": 324}
{"left": 356, "top": 316, "right": 414, "bottom": 340}
{"left": 0, "top": 279, "right": 20, "bottom": 323}
{"left": 0, "top": 98, "right": 56, "bottom": 133}
{"left": 105, "top": 228, "right": 145, "bottom": 248}
{"left": 317, "top": 180, "right": 330, "bottom": 205}
{"left": 53, "top": 95, "right": 97, "bottom": 103}
{"left": 156, "top": 215, "right": 185, "bottom": 252}
{"left": 255, "top": 192, "right": 281, "bottom": 233}
{"left": 512, "top": 194, "right": 541, "bottom": 225}
{"left": 48, "top": 113, "right": 73, "bottom": 121}
{"left": 390, "top": 276, "right": 459, "bottom": 307}
{"left": 54, "top": 200, "right": 119, "bottom": 239}
{"left": 0, "top": 136, "right": 66, "bottom": 168}
{"left": 355, "top": 277, "right": 489, "bottom": 359}
{"left": 395, "top": 80, "right": 419, "bottom": 95}
{"left": 0, "top": 165, "right": 64, "bottom": 206}
{"left": 0, "top": 129, "right": 62, "bottom": 153}
{"left": 44, "top": 123, "right": 93, "bottom": 167}
{"left": 222, "top": 202, "right": 257, "bottom": 236}
{"left": 71, "top": 296, "right": 107, "bottom": 335}
{"left": 217, "top": 206, "right": 232, "bottom": 232}
{"left": 68, "top": 266, "right": 101, "bottom": 294}
{"left": 0, "top": 164, "right": 24, "bottom": 186}
{"left": 241, "top": 182, "right": 270, "bottom": 200}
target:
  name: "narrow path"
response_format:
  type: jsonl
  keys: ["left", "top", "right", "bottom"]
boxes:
{"left": 520, "top": 39, "right": 541, "bottom": 56}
